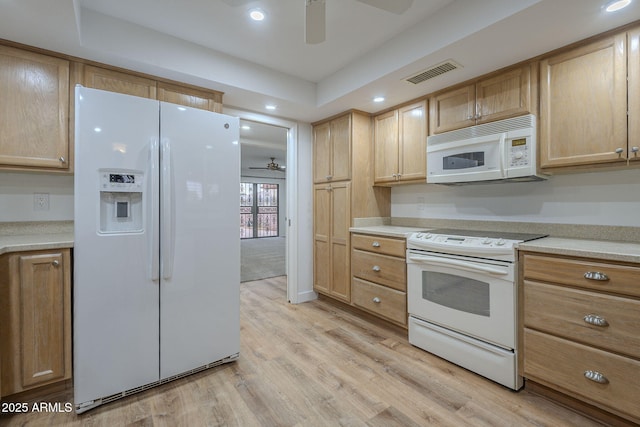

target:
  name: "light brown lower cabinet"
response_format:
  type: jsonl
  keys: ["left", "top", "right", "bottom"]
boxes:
{"left": 0, "top": 249, "right": 72, "bottom": 397}
{"left": 522, "top": 252, "right": 640, "bottom": 424}
{"left": 350, "top": 233, "right": 407, "bottom": 327}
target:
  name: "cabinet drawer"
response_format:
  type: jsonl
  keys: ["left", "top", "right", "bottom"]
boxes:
{"left": 351, "top": 234, "right": 405, "bottom": 257}
{"left": 352, "top": 278, "right": 406, "bottom": 326}
{"left": 352, "top": 249, "right": 406, "bottom": 291}
{"left": 524, "top": 280, "right": 640, "bottom": 359}
{"left": 523, "top": 254, "right": 640, "bottom": 298}
{"left": 524, "top": 329, "right": 640, "bottom": 422}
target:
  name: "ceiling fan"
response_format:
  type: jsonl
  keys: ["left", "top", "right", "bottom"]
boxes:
{"left": 249, "top": 157, "right": 286, "bottom": 172}
{"left": 306, "top": 0, "right": 413, "bottom": 44}
{"left": 221, "top": 0, "right": 413, "bottom": 44}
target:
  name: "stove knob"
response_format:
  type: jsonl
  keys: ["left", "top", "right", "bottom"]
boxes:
{"left": 415, "top": 233, "right": 424, "bottom": 239}
{"left": 496, "top": 239, "right": 506, "bottom": 246}
{"left": 482, "top": 238, "right": 492, "bottom": 245}
{"left": 424, "top": 233, "right": 433, "bottom": 239}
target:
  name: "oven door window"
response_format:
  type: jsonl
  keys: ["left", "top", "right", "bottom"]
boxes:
{"left": 421, "top": 271, "right": 490, "bottom": 317}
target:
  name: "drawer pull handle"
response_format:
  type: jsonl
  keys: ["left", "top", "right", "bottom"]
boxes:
{"left": 584, "top": 271, "right": 609, "bottom": 281}
{"left": 52, "top": 260, "right": 60, "bottom": 267}
{"left": 584, "top": 370, "right": 609, "bottom": 384}
{"left": 372, "top": 297, "right": 381, "bottom": 304}
{"left": 583, "top": 314, "right": 609, "bottom": 327}
{"left": 372, "top": 265, "right": 381, "bottom": 272}
{"left": 372, "top": 241, "right": 381, "bottom": 248}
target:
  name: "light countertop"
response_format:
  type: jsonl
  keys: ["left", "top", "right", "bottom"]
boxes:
{"left": 517, "top": 237, "right": 640, "bottom": 264}
{"left": 349, "top": 225, "right": 428, "bottom": 239}
{"left": 0, "top": 221, "right": 74, "bottom": 255}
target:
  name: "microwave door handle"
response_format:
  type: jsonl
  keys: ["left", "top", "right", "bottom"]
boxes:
{"left": 499, "top": 134, "right": 506, "bottom": 177}
{"left": 408, "top": 255, "right": 509, "bottom": 276}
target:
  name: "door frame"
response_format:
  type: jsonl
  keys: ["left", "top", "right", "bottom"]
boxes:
{"left": 224, "top": 107, "right": 302, "bottom": 303}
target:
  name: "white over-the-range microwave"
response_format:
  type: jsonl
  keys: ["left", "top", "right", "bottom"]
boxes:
{"left": 426, "top": 114, "right": 547, "bottom": 185}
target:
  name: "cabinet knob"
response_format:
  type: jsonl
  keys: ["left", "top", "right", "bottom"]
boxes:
{"left": 584, "top": 271, "right": 609, "bottom": 281}
{"left": 372, "top": 265, "right": 381, "bottom": 272}
{"left": 325, "top": 175, "right": 332, "bottom": 181}
{"left": 59, "top": 156, "right": 66, "bottom": 163}
{"left": 583, "top": 314, "right": 609, "bottom": 327}
{"left": 372, "top": 241, "right": 381, "bottom": 248}
{"left": 631, "top": 146, "right": 639, "bottom": 155}
{"left": 372, "top": 297, "right": 381, "bottom": 304}
{"left": 615, "top": 147, "right": 624, "bottom": 155}
{"left": 584, "top": 370, "right": 609, "bottom": 384}
{"left": 52, "top": 260, "right": 60, "bottom": 267}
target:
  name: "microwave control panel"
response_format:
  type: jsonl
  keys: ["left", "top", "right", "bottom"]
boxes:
{"left": 509, "top": 137, "right": 530, "bottom": 167}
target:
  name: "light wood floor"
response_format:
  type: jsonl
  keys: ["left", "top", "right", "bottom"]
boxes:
{"left": 1, "top": 276, "right": 606, "bottom": 426}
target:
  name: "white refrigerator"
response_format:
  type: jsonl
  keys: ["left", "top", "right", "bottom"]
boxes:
{"left": 73, "top": 86, "right": 240, "bottom": 413}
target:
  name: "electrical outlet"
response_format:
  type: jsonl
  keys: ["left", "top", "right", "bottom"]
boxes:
{"left": 34, "top": 193, "right": 50, "bottom": 211}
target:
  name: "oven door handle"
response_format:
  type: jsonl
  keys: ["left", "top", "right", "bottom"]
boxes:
{"left": 408, "top": 255, "right": 509, "bottom": 276}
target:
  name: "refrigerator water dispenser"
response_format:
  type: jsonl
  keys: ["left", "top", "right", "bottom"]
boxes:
{"left": 99, "top": 170, "right": 144, "bottom": 233}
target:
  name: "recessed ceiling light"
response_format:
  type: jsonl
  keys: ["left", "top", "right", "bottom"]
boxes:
{"left": 373, "top": 96, "right": 385, "bottom": 103}
{"left": 265, "top": 104, "right": 277, "bottom": 110}
{"left": 249, "top": 8, "right": 266, "bottom": 21}
{"left": 241, "top": 125, "right": 251, "bottom": 130}
{"left": 605, "top": 0, "right": 632, "bottom": 12}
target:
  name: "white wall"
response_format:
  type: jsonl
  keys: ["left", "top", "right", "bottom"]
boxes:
{"left": 0, "top": 171, "right": 74, "bottom": 222}
{"left": 392, "top": 168, "right": 640, "bottom": 226}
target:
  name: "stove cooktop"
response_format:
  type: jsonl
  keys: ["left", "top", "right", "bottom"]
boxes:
{"left": 422, "top": 228, "right": 548, "bottom": 243}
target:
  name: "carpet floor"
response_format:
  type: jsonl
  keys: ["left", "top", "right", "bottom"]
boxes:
{"left": 240, "top": 236, "right": 286, "bottom": 282}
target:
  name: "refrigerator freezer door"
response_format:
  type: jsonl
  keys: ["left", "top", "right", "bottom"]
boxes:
{"left": 159, "top": 103, "right": 240, "bottom": 379}
{"left": 74, "top": 87, "right": 161, "bottom": 406}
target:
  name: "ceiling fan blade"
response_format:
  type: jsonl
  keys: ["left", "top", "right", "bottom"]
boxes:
{"left": 305, "top": 0, "right": 326, "bottom": 44}
{"left": 356, "top": 0, "right": 413, "bottom": 14}
{"left": 220, "top": 0, "right": 254, "bottom": 7}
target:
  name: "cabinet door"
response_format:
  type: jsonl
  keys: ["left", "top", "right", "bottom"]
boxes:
{"left": 313, "top": 184, "right": 331, "bottom": 294}
{"left": 330, "top": 182, "right": 351, "bottom": 302}
{"left": 83, "top": 65, "right": 157, "bottom": 99}
{"left": 398, "top": 101, "right": 427, "bottom": 182}
{"left": 0, "top": 46, "right": 69, "bottom": 170}
{"left": 313, "top": 122, "right": 331, "bottom": 183}
{"left": 628, "top": 28, "right": 640, "bottom": 163}
{"left": 1, "top": 250, "right": 71, "bottom": 396}
{"left": 330, "top": 114, "right": 352, "bottom": 182}
{"left": 373, "top": 110, "right": 399, "bottom": 183}
{"left": 157, "top": 82, "right": 223, "bottom": 113}
{"left": 429, "top": 85, "right": 475, "bottom": 134}
{"left": 540, "top": 34, "right": 627, "bottom": 168}
{"left": 476, "top": 65, "right": 533, "bottom": 124}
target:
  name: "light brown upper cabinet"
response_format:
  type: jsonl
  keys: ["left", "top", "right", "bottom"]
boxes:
{"left": 627, "top": 27, "right": 640, "bottom": 163}
{"left": 157, "top": 82, "right": 223, "bottom": 113}
{"left": 374, "top": 100, "right": 427, "bottom": 185}
{"left": 429, "top": 64, "right": 535, "bottom": 134}
{"left": 83, "top": 65, "right": 158, "bottom": 99}
{"left": 0, "top": 46, "right": 70, "bottom": 171}
{"left": 313, "top": 114, "right": 351, "bottom": 183}
{"left": 540, "top": 33, "right": 629, "bottom": 169}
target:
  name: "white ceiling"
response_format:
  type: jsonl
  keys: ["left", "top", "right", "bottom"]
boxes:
{"left": 2, "top": 0, "right": 640, "bottom": 125}
{"left": 1, "top": 0, "right": 640, "bottom": 171}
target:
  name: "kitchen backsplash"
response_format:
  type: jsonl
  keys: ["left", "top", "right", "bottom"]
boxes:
{"left": 0, "top": 171, "right": 74, "bottom": 222}
{"left": 391, "top": 168, "right": 639, "bottom": 229}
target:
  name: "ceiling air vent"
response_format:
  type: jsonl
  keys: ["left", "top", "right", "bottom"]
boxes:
{"left": 405, "top": 60, "right": 461, "bottom": 84}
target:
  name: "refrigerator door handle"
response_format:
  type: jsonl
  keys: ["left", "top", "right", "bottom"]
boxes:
{"left": 150, "top": 138, "right": 160, "bottom": 281}
{"left": 160, "top": 137, "right": 175, "bottom": 280}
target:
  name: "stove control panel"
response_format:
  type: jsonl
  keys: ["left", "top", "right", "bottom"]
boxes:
{"left": 408, "top": 232, "right": 517, "bottom": 251}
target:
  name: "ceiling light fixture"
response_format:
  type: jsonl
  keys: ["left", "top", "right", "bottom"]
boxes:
{"left": 605, "top": 0, "right": 632, "bottom": 12}
{"left": 373, "top": 96, "right": 385, "bottom": 103}
{"left": 265, "top": 104, "right": 277, "bottom": 110}
{"left": 249, "top": 8, "right": 266, "bottom": 21}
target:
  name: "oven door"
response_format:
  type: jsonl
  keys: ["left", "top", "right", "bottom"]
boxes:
{"left": 427, "top": 133, "right": 505, "bottom": 184}
{"left": 407, "top": 251, "right": 515, "bottom": 349}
